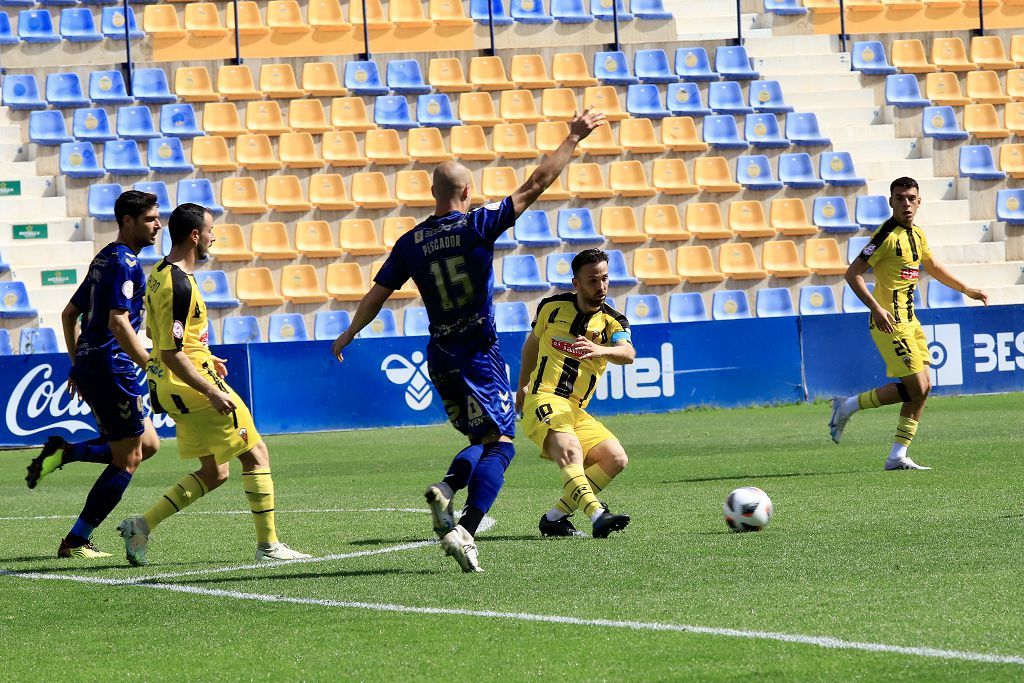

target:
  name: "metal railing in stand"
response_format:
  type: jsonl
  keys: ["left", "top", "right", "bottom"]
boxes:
{"left": 611, "top": 0, "right": 621, "bottom": 52}
{"left": 838, "top": 0, "right": 847, "bottom": 54}
{"left": 362, "top": 0, "right": 373, "bottom": 59}
{"left": 232, "top": 0, "right": 243, "bottom": 64}
{"left": 734, "top": 0, "right": 743, "bottom": 46}
{"left": 976, "top": 0, "right": 985, "bottom": 36}
{"left": 122, "top": 0, "right": 134, "bottom": 96}
{"left": 487, "top": 0, "right": 497, "bottom": 56}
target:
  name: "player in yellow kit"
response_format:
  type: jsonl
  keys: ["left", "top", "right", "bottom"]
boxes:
{"left": 829, "top": 177, "right": 988, "bottom": 470}
{"left": 516, "top": 249, "right": 634, "bottom": 539}
{"left": 117, "top": 203, "right": 309, "bottom": 565}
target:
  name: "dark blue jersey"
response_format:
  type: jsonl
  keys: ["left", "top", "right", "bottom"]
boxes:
{"left": 374, "top": 197, "right": 515, "bottom": 349}
{"left": 70, "top": 242, "right": 145, "bottom": 362}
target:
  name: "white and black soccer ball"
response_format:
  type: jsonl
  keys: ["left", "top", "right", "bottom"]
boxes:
{"left": 723, "top": 486, "right": 773, "bottom": 532}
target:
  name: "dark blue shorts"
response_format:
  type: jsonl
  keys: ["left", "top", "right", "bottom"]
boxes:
{"left": 70, "top": 355, "right": 147, "bottom": 442}
{"left": 427, "top": 339, "right": 515, "bottom": 442}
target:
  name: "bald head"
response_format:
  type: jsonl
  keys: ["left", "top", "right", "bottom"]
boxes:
{"left": 432, "top": 161, "right": 473, "bottom": 203}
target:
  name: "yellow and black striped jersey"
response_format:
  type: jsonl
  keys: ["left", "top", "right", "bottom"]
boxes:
{"left": 526, "top": 292, "right": 631, "bottom": 409}
{"left": 858, "top": 218, "right": 933, "bottom": 324}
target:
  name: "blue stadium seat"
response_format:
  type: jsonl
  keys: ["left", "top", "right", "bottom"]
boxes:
{"left": 632, "top": 0, "right": 672, "bottom": 19}
{"left": 223, "top": 316, "right": 263, "bottom": 343}
{"left": 0, "top": 0, "right": 34, "bottom": 6}
{"left": 764, "top": 0, "right": 807, "bottom": 15}
{"left": 160, "top": 103, "right": 202, "bottom": 138}
{"left": 3, "top": 75, "right": 46, "bottom": 110}
{"left": 715, "top": 46, "right": 759, "bottom": 80}
{"left": 914, "top": 286, "right": 925, "bottom": 310}
{"left": 666, "top": 82, "right": 711, "bottom": 117}
{"left": 755, "top": 288, "right": 795, "bottom": 318}
{"left": 345, "top": 60, "right": 389, "bottom": 95}
{"left": 0, "top": 13, "right": 16, "bottom": 45}
{"left": 745, "top": 113, "right": 789, "bottom": 148}
{"left": 494, "top": 228, "right": 517, "bottom": 249}
{"left": 137, "top": 229, "right": 170, "bottom": 266}
{"left": 101, "top": 6, "right": 143, "bottom": 38}
{"left": 604, "top": 296, "right": 616, "bottom": 310}
{"left": 88, "top": 183, "right": 122, "bottom": 220}
{"left": 713, "top": 290, "right": 752, "bottom": 319}
{"left": 0, "top": 251, "right": 8, "bottom": 274}
{"left": 813, "top": 196, "right": 860, "bottom": 233}
{"left": 851, "top": 40, "right": 897, "bottom": 75}
{"left": 552, "top": 0, "right": 593, "bottom": 22}
{"left": 470, "top": 0, "right": 514, "bottom": 24}
{"left": 73, "top": 107, "right": 116, "bottom": 141}
{"left": 116, "top": 105, "right": 158, "bottom": 140}
{"left": 546, "top": 252, "right": 575, "bottom": 289}
{"left": 996, "top": 188, "right": 1024, "bottom": 223}
{"left": 401, "top": 307, "right": 429, "bottom": 336}
{"left": 491, "top": 270, "right": 506, "bottom": 293}
{"left": 206, "top": 321, "right": 218, "bottom": 346}
{"left": 634, "top": 49, "right": 677, "bottom": 84}
{"left": 46, "top": 73, "right": 90, "bottom": 108}
{"left": 591, "top": 0, "right": 632, "bottom": 21}
{"left": 502, "top": 254, "right": 549, "bottom": 290}
{"left": 885, "top": 74, "right": 930, "bottom": 107}
{"left": 668, "top": 292, "right": 707, "bottom": 322}
{"left": 269, "top": 313, "right": 309, "bottom": 342}
{"left": 60, "top": 142, "right": 105, "bottom": 178}
{"left": 314, "top": 310, "right": 353, "bottom": 340}
{"left": 594, "top": 51, "right": 638, "bottom": 85}
{"left": 847, "top": 235, "right": 871, "bottom": 262}
{"left": 417, "top": 94, "right": 460, "bottom": 128}
{"left": 708, "top": 81, "right": 753, "bottom": 115}
{"left": 606, "top": 249, "right": 637, "bottom": 285}
{"left": 103, "top": 139, "right": 149, "bottom": 175}
{"left": 674, "top": 47, "right": 718, "bottom": 82}
{"left": 511, "top": 0, "right": 553, "bottom": 23}
{"left": 785, "top": 112, "right": 830, "bottom": 146}
{"left": 0, "top": 329, "right": 11, "bottom": 356}
{"left": 358, "top": 309, "right": 399, "bottom": 338}
{"left": 386, "top": 60, "right": 432, "bottom": 95}
{"left": 778, "top": 152, "right": 825, "bottom": 189}
{"left": 799, "top": 285, "right": 838, "bottom": 315}
{"left": 132, "top": 68, "right": 176, "bottom": 104}
{"left": 959, "top": 145, "right": 1006, "bottom": 180}
{"left": 90, "top": 70, "right": 133, "bottom": 104}
{"left": 135, "top": 180, "right": 172, "bottom": 218}
{"left": 20, "top": 327, "right": 58, "bottom": 354}
{"left": 736, "top": 154, "right": 783, "bottom": 190}
{"left": 60, "top": 7, "right": 103, "bottom": 41}
{"left": 29, "top": 110, "right": 73, "bottom": 145}
{"left": 515, "top": 210, "right": 560, "bottom": 246}
{"left": 495, "top": 301, "right": 531, "bottom": 332}
{"left": 178, "top": 178, "right": 224, "bottom": 215}
{"left": 703, "top": 114, "right": 747, "bottom": 149}
{"left": 855, "top": 195, "right": 891, "bottom": 228}
{"left": 148, "top": 137, "right": 193, "bottom": 174}
{"left": 927, "top": 279, "right": 966, "bottom": 308}
{"left": 842, "top": 282, "right": 873, "bottom": 313}
{"left": 557, "top": 208, "right": 603, "bottom": 244}
{"left": 626, "top": 84, "right": 669, "bottom": 118}
{"left": 922, "top": 106, "right": 968, "bottom": 140}
{"left": 41, "top": 0, "right": 78, "bottom": 7}
{"left": 625, "top": 294, "right": 664, "bottom": 325}
{"left": 749, "top": 80, "right": 793, "bottom": 113}
{"left": 0, "top": 282, "right": 38, "bottom": 319}
{"left": 18, "top": 9, "right": 60, "bottom": 43}
{"left": 374, "top": 95, "right": 416, "bottom": 129}
{"left": 819, "top": 151, "right": 866, "bottom": 187}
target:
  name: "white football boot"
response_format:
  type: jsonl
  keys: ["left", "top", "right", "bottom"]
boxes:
{"left": 829, "top": 398, "right": 851, "bottom": 444}
{"left": 424, "top": 482, "right": 455, "bottom": 537}
{"left": 117, "top": 516, "right": 150, "bottom": 567}
{"left": 440, "top": 526, "right": 482, "bottom": 573}
{"left": 255, "top": 543, "right": 313, "bottom": 562}
{"left": 884, "top": 456, "right": 931, "bottom": 471}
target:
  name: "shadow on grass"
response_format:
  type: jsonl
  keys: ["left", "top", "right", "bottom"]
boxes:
{"left": 479, "top": 534, "right": 549, "bottom": 542}
{"left": 347, "top": 537, "right": 425, "bottom": 546}
{"left": 664, "top": 469, "right": 866, "bottom": 484}
{"left": 168, "top": 567, "right": 433, "bottom": 586}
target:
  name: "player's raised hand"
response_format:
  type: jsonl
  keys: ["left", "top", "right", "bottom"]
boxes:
{"left": 569, "top": 107, "right": 606, "bottom": 141}
{"left": 572, "top": 335, "right": 604, "bottom": 360}
{"left": 966, "top": 287, "right": 989, "bottom": 306}
{"left": 212, "top": 355, "right": 229, "bottom": 378}
{"left": 208, "top": 389, "right": 236, "bottom": 415}
{"left": 871, "top": 308, "right": 896, "bottom": 335}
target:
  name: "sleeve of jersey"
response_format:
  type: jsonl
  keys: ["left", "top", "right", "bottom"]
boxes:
{"left": 609, "top": 314, "right": 632, "bottom": 345}
{"left": 156, "top": 268, "right": 193, "bottom": 352}
{"left": 104, "top": 257, "right": 138, "bottom": 313}
{"left": 861, "top": 233, "right": 889, "bottom": 268}
{"left": 69, "top": 279, "right": 90, "bottom": 312}
{"left": 372, "top": 250, "right": 409, "bottom": 291}
{"left": 919, "top": 230, "right": 933, "bottom": 261}
{"left": 530, "top": 300, "right": 549, "bottom": 337}
{"left": 476, "top": 196, "right": 516, "bottom": 244}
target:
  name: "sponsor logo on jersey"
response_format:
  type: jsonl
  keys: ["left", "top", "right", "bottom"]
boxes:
{"left": 551, "top": 337, "right": 586, "bottom": 358}
{"left": 239, "top": 427, "right": 248, "bottom": 444}
{"left": 900, "top": 268, "right": 920, "bottom": 280}
{"left": 172, "top": 321, "right": 184, "bottom": 340}
{"left": 122, "top": 280, "right": 134, "bottom": 300}
{"left": 861, "top": 243, "right": 877, "bottom": 257}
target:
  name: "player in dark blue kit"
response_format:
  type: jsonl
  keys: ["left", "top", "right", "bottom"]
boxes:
{"left": 333, "top": 108, "right": 605, "bottom": 572}
{"left": 26, "top": 190, "right": 163, "bottom": 558}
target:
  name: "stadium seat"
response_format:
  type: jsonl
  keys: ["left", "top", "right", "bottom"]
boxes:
{"left": 805, "top": 237, "right": 847, "bottom": 275}
{"left": 303, "top": 63, "right": 347, "bottom": 97}
{"left": 331, "top": 97, "right": 376, "bottom": 131}
{"left": 1000, "top": 143, "right": 1024, "bottom": 178}
{"left": 591, "top": 0, "right": 632, "bottom": 20}
{"left": 736, "top": 154, "right": 783, "bottom": 190}
{"left": 652, "top": 158, "right": 699, "bottom": 194}
{"left": 762, "top": 240, "right": 811, "bottom": 277}
{"left": 470, "top": 56, "right": 513, "bottom": 91}
{"left": 3, "top": 75, "right": 45, "bottom": 110}
{"left": 148, "top": 137, "right": 193, "bottom": 174}
{"left": 373, "top": 95, "right": 417, "bottom": 130}
{"left": 744, "top": 114, "right": 789, "bottom": 149}
{"left": 778, "top": 152, "right": 825, "bottom": 189}
{"left": 552, "top": 53, "right": 598, "bottom": 86}
{"left": 290, "top": 99, "right": 333, "bottom": 134}
{"left": 246, "top": 101, "right": 290, "bottom": 136}
{"left": 729, "top": 200, "right": 774, "bottom": 237}
{"left": 569, "top": 163, "right": 613, "bottom": 198}
{"left": 266, "top": 175, "right": 312, "bottom": 212}
{"left": 116, "top": 106, "right": 158, "bottom": 140}
{"left": 709, "top": 81, "right": 753, "bottom": 115}
{"left": 492, "top": 225, "right": 516, "bottom": 250}
{"left": 966, "top": 70, "right": 1011, "bottom": 105}
{"left": 60, "top": 142, "right": 104, "bottom": 178}
{"left": 90, "top": 70, "right": 133, "bottom": 105}
{"left": 594, "top": 51, "right": 639, "bottom": 86}
{"left": 0, "top": 329, "right": 10, "bottom": 356}
{"left": 511, "top": 55, "right": 555, "bottom": 89}
{"left": 799, "top": 285, "right": 838, "bottom": 315}
{"left": 338, "top": 219, "right": 386, "bottom": 255}
{"left": 144, "top": 4, "right": 186, "bottom": 37}
{"left": 633, "top": 247, "right": 681, "bottom": 285}
{"left": 755, "top": 288, "right": 795, "bottom": 318}
{"left": 208, "top": 223, "right": 253, "bottom": 260}
{"left": 932, "top": 37, "right": 976, "bottom": 72}
{"left": 720, "top": 242, "right": 766, "bottom": 280}
{"left": 184, "top": 2, "right": 228, "bottom": 36}
{"left": 349, "top": 0, "right": 391, "bottom": 28}
{"left": 842, "top": 282, "right": 874, "bottom": 313}
{"left": 533, "top": 121, "right": 571, "bottom": 156}
{"left": 632, "top": 0, "right": 673, "bottom": 18}
{"left": 1004, "top": 102, "right": 1024, "bottom": 135}
{"left": 194, "top": 270, "right": 240, "bottom": 308}
{"left": 131, "top": 69, "right": 176, "bottom": 105}
{"left": 259, "top": 64, "right": 303, "bottom": 99}
{"left": 964, "top": 103, "right": 1010, "bottom": 138}
{"left": 307, "top": 0, "right": 353, "bottom": 31}
{"left": 358, "top": 309, "right": 399, "bottom": 338}
{"left": 0, "top": 14, "right": 13, "bottom": 46}
{"left": 494, "top": 301, "right": 531, "bottom": 332}
{"left": 221, "top": 176, "right": 266, "bottom": 214}
{"left": 408, "top": 127, "right": 454, "bottom": 163}
{"left": 459, "top": 92, "right": 503, "bottom": 126}
{"left": 236, "top": 267, "right": 286, "bottom": 306}
{"left": 427, "top": 58, "right": 472, "bottom": 93}
{"left": 281, "top": 264, "right": 329, "bottom": 304}
{"left": 712, "top": 290, "right": 751, "bottom": 320}
{"left": 345, "top": 60, "right": 389, "bottom": 96}
{"left": 501, "top": 89, "right": 544, "bottom": 124}
{"left": 101, "top": 6, "right": 143, "bottom": 38}
{"left": 502, "top": 254, "right": 549, "bottom": 290}
{"left": 785, "top": 112, "right": 830, "bottom": 145}
{"left": 450, "top": 125, "right": 496, "bottom": 160}
{"left": 635, "top": 49, "right": 677, "bottom": 84}
{"left": 46, "top": 73, "right": 89, "bottom": 109}
{"left": 886, "top": 74, "right": 931, "bottom": 107}
{"left": 620, "top": 118, "right": 665, "bottom": 154}
{"left": 18, "top": 9, "right": 60, "bottom": 42}
{"left": 19, "top": 328, "right": 59, "bottom": 354}
{"left": 395, "top": 170, "right": 434, "bottom": 206}
{"left": 280, "top": 132, "right": 325, "bottom": 169}
{"left": 996, "top": 188, "right": 1024, "bottom": 223}
{"left": 391, "top": 0, "right": 433, "bottom": 26}
{"left": 386, "top": 60, "right": 431, "bottom": 96}
{"left": 510, "top": 0, "right": 552, "bottom": 22}
{"left": 813, "top": 197, "right": 860, "bottom": 234}
{"left": 668, "top": 292, "right": 707, "bottom": 322}
{"left": 293, "top": 220, "right": 342, "bottom": 258}
{"left": 922, "top": 105, "right": 968, "bottom": 140}
{"left": 522, "top": 163, "right": 572, "bottom": 200}
{"left": 577, "top": 122, "right": 622, "bottom": 155}
{"left": 749, "top": 80, "right": 794, "bottom": 113}
{"left": 847, "top": 235, "right": 871, "bottom": 262}
{"left": 223, "top": 316, "right": 263, "bottom": 343}
{"left": 267, "top": 0, "right": 311, "bottom": 32}
{"left": 854, "top": 195, "right": 892, "bottom": 228}
{"left": 30, "top": 111, "right": 72, "bottom": 145}
{"left": 178, "top": 178, "right": 224, "bottom": 215}
{"left": 267, "top": 313, "right": 309, "bottom": 342}
{"left": 625, "top": 294, "right": 665, "bottom": 325}
{"left": 819, "top": 151, "right": 866, "bottom": 186}
{"left": 557, "top": 208, "right": 603, "bottom": 244}
{"left": 605, "top": 250, "right": 637, "bottom": 286}
{"left": 693, "top": 156, "right": 741, "bottom": 193}
{"left": 770, "top": 197, "right": 818, "bottom": 236}
{"left": 673, "top": 47, "right": 718, "bottom": 83}
{"left": 250, "top": 221, "right": 297, "bottom": 260}
{"left": 927, "top": 279, "right": 966, "bottom": 307}
{"left": 175, "top": 67, "right": 219, "bottom": 103}
{"left": 470, "top": 0, "right": 513, "bottom": 24}
{"left": 545, "top": 252, "right": 575, "bottom": 288}
{"left": 972, "top": 36, "right": 1016, "bottom": 70}
{"left": 515, "top": 211, "right": 560, "bottom": 246}
{"left": 891, "top": 39, "right": 937, "bottom": 74}
{"left": 236, "top": 134, "right": 281, "bottom": 170}
{"left": 351, "top": 172, "right": 399, "bottom": 209}
{"left": 430, "top": 0, "right": 473, "bottom": 25}
{"left": 0, "top": 282, "right": 38, "bottom": 319}
{"left": 365, "top": 128, "right": 411, "bottom": 164}
{"left": 960, "top": 145, "right": 1006, "bottom": 180}
{"left": 609, "top": 160, "right": 656, "bottom": 196}
{"left": 852, "top": 41, "right": 897, "bottom": 75}
{"left": 685, "top": 202, "right": 732, "bottom": 239}
{"left": 676, "top": 245, "right": 724, "bottom": 283}
{"left": 662, "top": 116, "right": 707, "bottom": 152}
{"left": 926, "top": 72, "right": 971, "bottom": 106}
{"left": 600, "top": 206, "right": 645, "bottom": 243}
{"left": 314, "top": 310, "right": 352, "bottom": 340}
{"left": 716, "top": 46, "right": 758, "bottom": 80}
{"left": 584, "top": 85, "right": 628, "bottom": 121}
{"left": 551, "top": 0, "right": 593, "bottom": 21}
{"left": 325, "top": 262, "right": 367, "bottom": 301}
{"left": 88, "top": 183, "right": 122, "bottom": 220}
{"left": 61, "top": 7, "right": 102, "bottom": 41}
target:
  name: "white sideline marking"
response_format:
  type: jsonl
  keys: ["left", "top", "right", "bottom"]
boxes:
{"left": 0, "top": 508, "right": 428, "bottom": 522}
{"left": 1, "top": 569, "right": 1022, "bottom": 666}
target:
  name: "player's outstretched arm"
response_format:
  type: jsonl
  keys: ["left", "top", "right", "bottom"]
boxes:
{"left": 160, "top": 349, "right": 235, "bottom": 414}
{"left": 922, "top": 257, "right": 988, "bottom": 305}
{"left": 515, "top": 332, "right": 541, "bottom": 414}
{"left": 844, "top": 258, "right": 895, "bottom": 333}
{"left": 332, "top": 284, "right": 394, "bottom": 362}
{"left": 510, "top": 108, "right": 606, "bottom": 218}
{"left": 573, "top": 337, "right": 635, "bottom": 365}
{"left": 108, "top": 309, "right": 151, "bottom": 369}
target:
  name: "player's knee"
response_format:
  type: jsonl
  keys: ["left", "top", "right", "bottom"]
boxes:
{"left": 610, "top": 449, "right": 629, "bottom": 472}
{"left": 199, "top": 464, "right": 229, "bottom": 490}
{"left": 240, "top": 441, "right": 270, "bottom": 469}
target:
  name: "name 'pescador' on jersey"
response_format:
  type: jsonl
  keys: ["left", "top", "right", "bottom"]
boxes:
{"left": 416, "top": 224, "right": 463, "bottom": 255}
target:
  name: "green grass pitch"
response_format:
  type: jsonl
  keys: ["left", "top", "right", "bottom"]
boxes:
{"left": 0, "top": 394, "right": 1021, "bottom": 681}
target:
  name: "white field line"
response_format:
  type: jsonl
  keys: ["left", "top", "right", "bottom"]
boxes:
{"left": 0, "top": 507, "right": 428, "bottom": 522}
{"left": 1, "top": 569, "right": 1022, "bottom": 667}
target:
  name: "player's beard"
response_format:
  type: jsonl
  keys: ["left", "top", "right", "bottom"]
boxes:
{"left": 196, "top": 243, "right": 209, "bottom": 262}
{"left": 580, "top": 290, "right": 605, "bottom": 310}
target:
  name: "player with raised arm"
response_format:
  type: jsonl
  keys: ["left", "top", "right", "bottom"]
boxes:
{"left": 333, "top": 109, "right": 605, "bottom": 572}
{"left": 516, "top": 249, "right": 634, "bottom": 538}
{"left": 26, "top": 190, "right": 162, "bottom": 559}
{"left": 828, "top": 177, "right": 988, "bottom": 469}
{"left": 117, "top": 204, "right": 310, "bottom": 565}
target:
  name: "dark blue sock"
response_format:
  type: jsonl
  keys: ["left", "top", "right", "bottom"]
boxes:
{"left": 441, "top": 444, "right": 484, "bottom": 492}
{"left": 462, "top": 441, "right": 515, "bottom": 535}
{"left": 63, "top": 437, "right": 113, "bottom": 465}
{"left": 65, "top": 465, "right": 133, "bottom": 546}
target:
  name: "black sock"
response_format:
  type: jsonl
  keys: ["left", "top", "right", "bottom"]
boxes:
{"left": 459, "top": 505, "right": 485, "bottom": 536}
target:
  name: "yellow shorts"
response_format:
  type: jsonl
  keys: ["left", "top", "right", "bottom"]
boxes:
{"left": 174, "top": 383, "right": 262, "bottom": 464}
{"left": 521, "top": 393, "right": 616, "bottom": 458}
{"left": 870, "top": 319, "right": 930, "bottom": 378}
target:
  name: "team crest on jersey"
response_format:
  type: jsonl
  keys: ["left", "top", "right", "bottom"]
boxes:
{"left": 122, "top": 281, "right": 134, "bottom": 299}
{"left": 902, "top": 355, "right": 914, "bottom": 367}
{"left": 861, "top": 243, "right": 877, "bottom": 257}
{"left": 136, "top": 395, "right": 144, "bottom": 412}
{"left": 900, "top": 268, "right": 920, "bottom": 280}
{"left": 172, "top": 321, "right": 184, "bottom": 340}
{"left": 239, "top": 427, "right": 248, "bottom": 444}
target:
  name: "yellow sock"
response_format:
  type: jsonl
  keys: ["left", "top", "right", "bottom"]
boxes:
{"left": 559, "top": 463, "right": 603, "bottom": 519}
{"left": 857, "top": 389, "right": 882, "bottom": 410}
{"left": 143, "top": 473, "right": 207, "bottom": 531}
{"left": 243, "top": 468, "right": 278, "bottom": 545}
{"left": 894, "top": 416, "right": 918, "bottom": 447}
{"left": 555, "top": 463, "right": 617, "bottom": 515}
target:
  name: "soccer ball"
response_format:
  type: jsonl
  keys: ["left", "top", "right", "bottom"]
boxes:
{"left": 723, "top": 486, "right": 773, "bottom": 532}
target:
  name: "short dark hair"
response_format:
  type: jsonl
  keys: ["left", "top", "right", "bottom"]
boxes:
{"left": 890, "top": 177, "right": 919, "bottom": 195}
{"left": 114, "top": 190, "right": 158, "bottom": 228}
{"left": 168, "top": 203, "right": 211, "bottom": 245}
{"left": 571, "top": 248, "right": 609, "bottom": 276}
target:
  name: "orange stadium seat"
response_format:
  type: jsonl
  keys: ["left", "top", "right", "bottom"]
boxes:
{"left": 482, "top": 166, "right": 518, "bottom": 200}
{"left": 351, "top": 172, "right": 399, "bottom": 208}
{"left": 971, "top": 36, "right": 1016, "bottom": 70}
{"left": 459, "top": 92, "right": 503, "bottom": 126}
{"left": 450, "top": 125, "right": 497, "bottom": 160}
{"left": 651, "top": 158, "right": 699, "bottom": 194}
{"left": 226, "top": 1, "right": 271, "bottom": 34}
{"left": 236, "top": 267, "right": 286, "bottom": 306}
{"left": 280, "top": 132, "right": 325, "bottom": 169}
{"left": 633, "top": 248, "right": 682, "bottom": 285}
{"left": 202, "top": 103, "right": 246, "bottom": 137}
{"left": 541, "top": 88, "right": 578, "bottom": 122}
{"left": 609, "top": 160, "right": 656, "bottom": 197}
{"left": 302, "top": 63, "right": 348, "bottom": 97}
{"left": 430, "top": 0, "right": 474, "bottom": 25}
{"left": 643, "top": 204, "right": 690, "bottom": 241}
{"left": 536, "top": 121, "right": 581, "bottom": 156}
{"left": 686, "top": 203, "right": 733, "bottom": 239}
{"left": 331, "top": 97, "right": 376, "bottom": 131}
{"left": 770, "top": 198, "right": 818, "bottom": 236}
{"left": 391, "top": 0, "right": 434, "bottom": 27}
{"left": 892, "top": 39, "right": 938, "bottom": 73}
{"left": 192, "top": 136, "right": 238, "bottom": 172}
{"left": 600, "top": 206, "right": 646, "bottom": 243}
{"left": 965, "top": 103, "right": 1010, "bottom": 137}
{"left": 340, "top": 218, "right": 387, "bottom": 254}
{"left": 222, "top": 177, "right": 268, "bottom": 213}
{"left": 932, "top": 37, "right": 977, "bottom": 72}
{"left": 578, "top": 122, "right": 622, "bottom": 155}
{"left": 493, "top": 123, "right": 538, "bottom": 159}
{"left": 620, "top": 118, "right": 666, "bottom": 154}
{"left": 552, "top": 52, "right": 598, "bottom": 87}
{"left": 236, "top": 134, "right": 282, "bottom": 170}
{"left": 365, "top": 128, "right": 411, "bottom": 164}
{"left": 804, "top": 0, "right": 840, "bottom": 11}
{"left": 184, "top": 3, "right": 227, "bottom": 36}
{"left": 729, "top": 200, "right": 775, "bottom": 237}
{"left": 1012, "top": 35, "right": 1024, "bottom": 66}
{"left": 289, "top": 99, "right": 333, "bottom": 133}
{"left": 428, "top": 58, "right": 474, "bottom": 93}
{"left": 209, "top": 223, "right": 254, "bottom": 260}
{"left": 569, "top": 163, "right": 614, "bottom": 198}
{"left": 266, "top": 175, "right": 312, "bottom": 212}
{"left": 582, "top": 86, "right": 627, "bottom": 121}
{"left": 662, "top": 117, "right": 708, "bottom": 151}
{"left": 323, "top": 131, "right": 367, "bottom": 167}
{"left": 281, "top": 264, "right": 329, "bottom": 304}
{"left": 966, "top": 70, "right": 1011, "bottom": 104}
{"left": 1008, "top": 69, "right": 1024, "bottom": 100}
{"left": 308, "top": 0, "right": 352, "bottom": 31}
{"left": 1005, "top": 102, "right": 1024, "bottom": 134}
{"left": 260, "top": 64, "right": 304, "bottom": 99}
{"left": 719, "top": 242, "right": 767, "bottom": 280}
{"left": 523, "top": 164, "right": 572, "bottom": 200}
{"left": 327, "top": 262, "right": 368, "bottom": 300}
{"left": 408, "top": 127, "right": 454, "bottom": 162}
{"left": 762, "top": 240, "right": 811, "bottom": 277}
{"left": 144, "top": 5, "right": 187, "bottom": 38}
{"left": 383, "top": 217, "right": 417, "bottom": 248}
{"left": 296, "top": 220, "right": 343, "bottom": 257}
{"left": 805, "top": 238, "right": 847, "bottom": 275}
{"left": 267, "top": 0, "right": 311, "bottom": 32}
{"left": 246, "top": 101, "right": 290, "bottom": 135}
{"left": 676, "top": 245, "right": 725, "bottom": 283}
{"left": 693, "top": 157, "right": 741, "bottom": 193}
{"left": 511, "top": 55, "right": 556, "bottom": 89}
{"left": 175, "top": 67, "right": 218, "bottom": 102}
{"left": 371, "top": 260, "right": 419, "bottom": 298}
{"left": 349, "top": 0, "right": 393, "bottom": 29}
{"left": 396, "top": 170, "right": 435, "bottom": 206}
{"left": 217, "top": 65, "right": 260, "bottom": 100}
{"left": 1000, "top": 142, "right": 1024, "bottom": 177}
{"left": 845, "top": 0, "right": 883, "bottom": 11}
{"left": 470, "top": 56, "right": 514, "bottom": 91}
{"left": 309, "top": 173, "right": 356, "bottom": 210}
{"left": 926, "top": 72, "right": 971, "bottom": 106}
{"left": 251, "top": 221, "right": 298, "bottom": 259}
{"left": 500, "top": 90, "right": 544, "bottom": 124}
